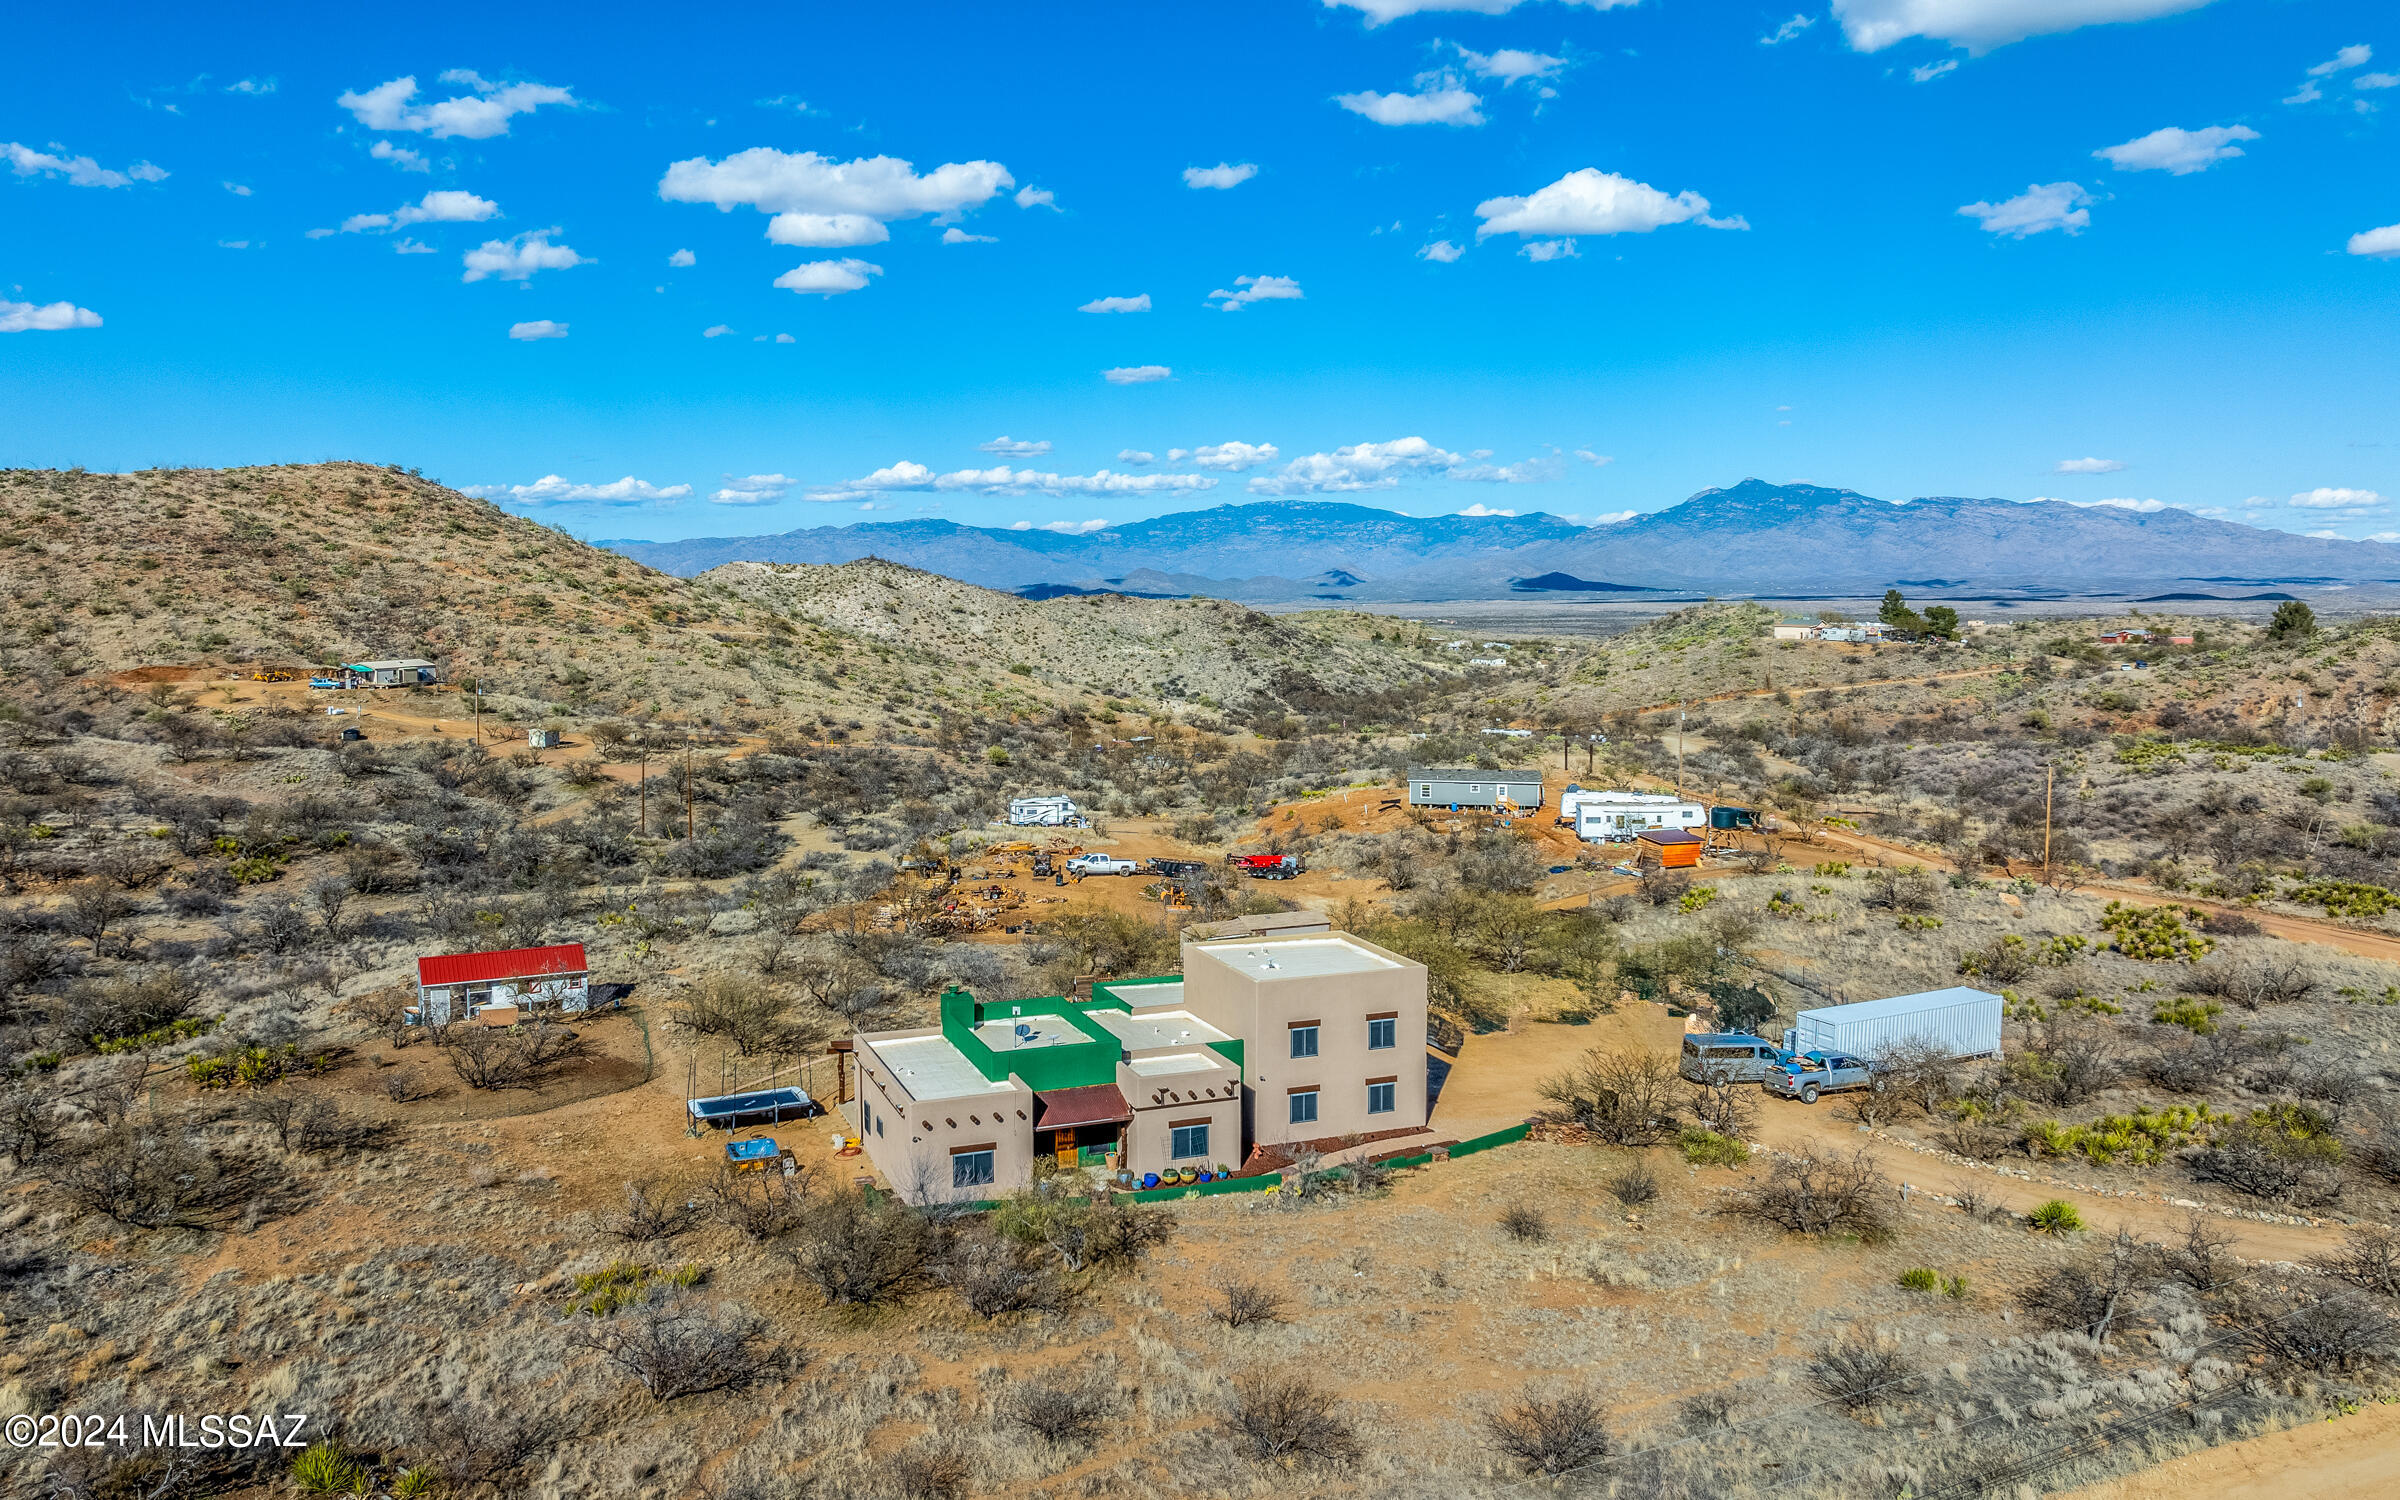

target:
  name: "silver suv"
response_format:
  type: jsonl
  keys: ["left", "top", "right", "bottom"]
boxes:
{"left": 1678, "top": 1033, "right": 1789, "bottom": 1084}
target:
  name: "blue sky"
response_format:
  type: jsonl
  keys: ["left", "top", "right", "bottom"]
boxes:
{"left": 5, "top": 0, "right": 2397, "bottom": 543}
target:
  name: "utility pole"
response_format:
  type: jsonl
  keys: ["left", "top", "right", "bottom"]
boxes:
{"left": 683, "top": 733, "right": 695, "bottom": 841}
{"left": 1674, "top": 704, "right": 1686, "bottom": 800}
{"left": 2042, "top": 762, "right": 2054, "bottom": 883}
{"left": 638, "top": 741, "right": 649, "bottom": 833}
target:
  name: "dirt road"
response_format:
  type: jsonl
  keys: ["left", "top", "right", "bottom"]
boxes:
{"left": 2058, "top": 1398, "right": 2400, "bottom": 1500}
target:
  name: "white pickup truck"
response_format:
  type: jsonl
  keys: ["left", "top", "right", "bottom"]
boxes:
{"left": 1065, "top": 853, "right": 1139, "bottom": 877}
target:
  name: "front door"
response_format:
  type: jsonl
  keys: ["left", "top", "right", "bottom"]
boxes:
{"left": 1053, "top": 1128, "right": 1078, "bottom": 1168}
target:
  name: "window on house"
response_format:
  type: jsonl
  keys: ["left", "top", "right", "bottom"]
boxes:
{"left": 1417, "top": 785, "right": 1431, "bottom": 797}
{"left": 1171, "top": 1124, "right": 1210, "bottom": 1160}
{"left": 1367, "top": 1081, "right": 1396, "bottom": 1115}
{"left": 1288, "top": 1091, "right": 1318, "bottom": 1125}
{"left": 952, "top": 1149, "right": 995, "bottom": 1188}
{"left": 1289, "top": 1025, "right": 1319, "bottom": 1059}
{"left": 1367, "top": 1016, "right": 1396, "bottom": 1050}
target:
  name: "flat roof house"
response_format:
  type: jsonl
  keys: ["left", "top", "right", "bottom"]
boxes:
{"left": 848, "top": 931, "right": 1428, "bottom": 1203}
{"left": 413, "top": 942, "right": 589, "bottom": 1025}
{"left": 1405, "top": 766, "right": 1545, "bottom": 811}
{"left": 338, "top": 658, "right": 440, "bottom": 688}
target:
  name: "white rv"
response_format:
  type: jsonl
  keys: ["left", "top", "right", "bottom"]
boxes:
{"left": 1008, "top": 795, "right": 1083, "bottom": 827}
{"left": 1574, "top": 796, "right": 1707, "bottom": 843}
{"left": 1558, "top": 789, "right": 1691, "bottom": 827}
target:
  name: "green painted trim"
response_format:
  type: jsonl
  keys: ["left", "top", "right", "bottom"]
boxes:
{"left": 1112, "top": 1173, "right": 1280, "bottom": 1204}
{"left": 1208, "top": 1037, "right": 1245, "bottom": 1072}
{"left": 1450, "top": 1122, "right": 1532, "bottom": 1157}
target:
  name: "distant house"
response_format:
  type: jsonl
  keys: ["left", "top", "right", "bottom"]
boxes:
{"left": 1468, "top": 657, "right": 1509, "bottom": 667}
{"left": 2098, "top": 630, "right": 2154, "bottom": 645}
{"left": 1407, "top": 767, "right": 1545, "bottom": 811}
{"left": 2168, "top": 634, "right": 2195, "bottom": 645}
{"left": 1771, "top": 621, "right": 1817, "bottom": 641}
{"left": 413, "top": 943, "right": 590, "bottom": 1025}
{"left": 332, "top": 658, "right": 440, "bottom": 688}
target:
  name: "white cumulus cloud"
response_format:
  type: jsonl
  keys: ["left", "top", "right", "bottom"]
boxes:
{"left": 370, "top": 140, "right": 429, "bottom": 172}
{"left": 1207, "top": 274, "right": 1303, "bottom": 311}
{"left": 766, "top": 212, "right": 889, "bottom": 248}
{"left": 1520, "top": 238, "right": 1579, "bottom": 261}
{"left": 668, "top": 248, "right": 695, "bottom": 267}
{"left": 1010, "top": 518, "right": 1112, "bottom": 535}
{"left": 1831, "top": 0, "right": 2217, "bottom": 55}
{"left": 3, "top": 142, "right": 166, "bottom": 188}
{"left": 340, "top": 189, "right": 500, "bottom": 234}
{"left": 2289, "top": 44, "right": 2371, "bottom": 101}
{"left": 1079, "top": 293, "right": 1151, "bottom": 313}
{"left": 1337, "top": 83, "right": 1485, "bottom": 127}
{"left": 1184, "top": 162, "right": 1259, "bottom": 190}
{"left": 711, "top": 474, "right": 795, "bottom": 505}
{"left": 1575, "top": 450, "right": 1614, "bottom": 466}
{"left": 223, "top": 181, "right": 252, "bottom": 195}
{"left": 2073, "top": 496, "right": 2169, "bottom": 511}
{"left": 1325, "top": 0, "right": 1639, "bottom": 24}
{"left": 2348, "top": 224, "right": 2400, "bottom": 258}
{"left": 658, "top": 148, "right": 1012, "bottom": 253}
{"left": 773, "top": 258, "right": 882, "bottom": 296}
{"left": 981, "top": 437, "right": 1053, "bottom": 458}
{"left": 810, "top": 463, "right": 1216, "bottom": 503}
{"left": 1418, "top": 239, "right": 1464, "bottom": 263}
{"left": 1762, "top": 13, "right": 1816, "bottom": 43}
{"left": 1456, "top": 47, "right": 1566, "bottom": 85}
{"left": 0, "top": 298, "right": 102, "bottom": 332}
{"left": 2055, "top": 456, "right": 2126, "bottom": 473}
{"left": 466, "top": 475, "right": 691, "bottom": 506}
{"left": 1015, "top": 185, "right": 1056, "bottom": 209}
{"left": 1476, "top": 167, "right": 1745, "bottom": 241}
{"left": 2290, "top": 487, "right": 2385, "bottom": 509}
{"left": 2093, "top": 124, "right": 2257, "bottom": 175}
{"left": 507, "top": 320, "right": 567, "bottom": 340}
{"left": 1117, "top": 450, "right": 1156, "bottom": 465}
{"left": 1187, "top": 441, "right": 1279, "bottom": 471}
{"left": 338, "top": 73, "right": 576, "bottom": 139}
{"left": 1455, "top": 503, "right": 1518, "bottom": 517}
{"left": 1958, "top": 182, "right": 2091, "bottom": 237}
{"left": 1248, "top": 437, "right": 1465, "bottom": 495}
{"left": 941, "top": 227, "right": 996, "bottom": 244}
{"left": 461, "top": 230, "right": 585, "bottom": 282}
{"left": 1912, "top": 59, "right": 1960, "bottom": 81}
{"left": 1103, "top": 365, "right": 1173, "bottom": 384}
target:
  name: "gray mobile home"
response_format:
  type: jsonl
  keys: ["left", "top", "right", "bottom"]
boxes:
{"left": 1405, "top": 766, "right": 1545, "bottom": 811}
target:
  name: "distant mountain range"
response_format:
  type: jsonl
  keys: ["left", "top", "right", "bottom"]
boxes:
{"left": 605, "top": 480, "right": 2400, "bottom": 602}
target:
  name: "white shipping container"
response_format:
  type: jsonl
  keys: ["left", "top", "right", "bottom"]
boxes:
{"left": 1785, "top": 987, "right": 2003, "bottom": 1062}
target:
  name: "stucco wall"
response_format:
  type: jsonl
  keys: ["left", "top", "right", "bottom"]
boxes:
{"left": 852, "top": 1029, "right": 1037, "bottom": 1205}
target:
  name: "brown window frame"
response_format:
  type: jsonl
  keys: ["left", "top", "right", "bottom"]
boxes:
{"left": 950, "top": 1141, "right": 998, "bottom": 1156}
{"left": 1366, "top": 1075, "right": 1399, "bottom": 1085}
{"left": 1287, "top": 1018, "right": 1323, "bottom": 1029}
{"left": 1366, "top": 1010, "right": 1399, "bottom": 1021}
{"left": 1168, "top": 1116, "right": 1212, "bottom": 1129}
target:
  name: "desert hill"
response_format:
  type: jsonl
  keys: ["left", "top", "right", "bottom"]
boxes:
{"left": 0, "top": 464, "right": 1458, "bottom": 730}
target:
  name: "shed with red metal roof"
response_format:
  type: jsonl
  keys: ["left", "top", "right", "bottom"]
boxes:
{"left": 413, "top": 943, "right": 590, "bottom": 1024}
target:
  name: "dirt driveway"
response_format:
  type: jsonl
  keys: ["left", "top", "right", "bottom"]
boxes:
{"left": 2058, "top": 1397, "right": 2400, "bottom": 1500}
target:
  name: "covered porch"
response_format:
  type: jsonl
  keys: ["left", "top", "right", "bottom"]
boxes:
{"left": 1033, "top": 1083, "right": 1131, "bottom": 1170}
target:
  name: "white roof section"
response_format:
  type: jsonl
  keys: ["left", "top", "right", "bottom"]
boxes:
{"left": 869, "top": 1034, "right": 1012, "bottom": 1103}
{"left": 1105, "top": 979, "right": 1185, "bottom": 1007}
{"left": 1129, "top": 1051, "right": 1227, "bottom": 1078}
{"left": 1795, "top": 987, "right": 2001, "bottom": 1023}
{"left": 1091, "top": 1007, "right": 1228, "bottom": 1051}
{"left": 972, "top": 1016, "right": 1092, "bottom": 1054}
{"left": 349, "top": 658, "right": 437, "bottom": 670}
{"left": 1196, "top": 936, "right": 1402, "bottom": 981}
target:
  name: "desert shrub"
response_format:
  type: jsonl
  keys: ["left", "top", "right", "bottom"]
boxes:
{"left": 2230, "top": 1284, "right": 2399, "bottom": 1373}
{"left": 1210, "top": 1277, "right": 1287, "bottom": 1328}
{"left": 2151, "top": 997, "right": 2224, "bottom": 1034}
{"left": 2157, "top": 1212, "right": 2242, "bottom": 1295}
{"left": 1498, "top": 1203, "right": 1550, "bottom": 1241}
{"left": 50, "top": 1118, "right": 290, "bottom": 1230}
{"left": 938, "top": 1229, "right": 1066, "bottom": 1317}
{"left": 1539, "top": 1047, "right": 1680, "bottom": 1146}
{"left": 443, "top": 1021, "right": 586, "bottom": 1090}
{"left": 2020, "top": 1105, "right": 2227, "bottom": 1167}
{"left": 1003, "top": 1382, "right": 1110, "bottom": 1447}
{"left": 1484, "top": 1384, "right": 1613, "bottom": 1477}
{"left": 786, "top": 1187, "right": 935, "bottom": 1306}
{"left": 1897, "top": 1267, "right": 1940, "bottom": 1293}
{"left": 1722, "top": 1148, "right": 1890, "bottom": 1241}
{"left": 1606, "top": 1162, "right": 1659, "bottom": 1207}
{"left": 1226, "top": 1373, "right": 1360, "bottom": 1466}
{"left": 888, "top": 1441, "right": 972, "bottom": 1500}
{"left": 703, "top": 1164, "right": 810, "bottom": 1242}
{"left": 2311, "top": 1225, "right": 2400, "bottom": 1300}
{"left": 2026, "top": 1200, "right": 2083, "bottom": 1236}
{"left": 290, "top": 1441, "right": 366, "bottom": 1496}
{"left": 565, "top": 1291, "right": 786, "bottom": 1401}
{"left": 608, "top": 1179, "right": 700, "bottom": 1243}
{"left": 1805, "top": 1335, "right": 1915, "bottom": 1416}
{"left": 2009, "top": 1019, "right": 2123, "bottom": 1106}
{"left": 2016, "top": 1227, "right": 2149, "bottom": 1340}
{"left": 2189, "top": 1104, "right": 2345, "bottom": 1207}
{"left": 667, "top": 974, "right": 807, "bottom": 1056}
{"left": 1677, "top": 1128, "right": 1749, "bottom": 1166}
{"left": 2191, "top": 953, "right": 2320, "bottom": 1010}
{"left": 994, "top": 1193, "right": 1173, "bottom": 1272}
{"left": 2100, "top": 901, "right": 2213, "bottom": 961}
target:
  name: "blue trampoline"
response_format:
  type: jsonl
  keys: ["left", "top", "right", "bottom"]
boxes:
{"left": 688, "top": 1086, "right": 812, "bottom": 1126}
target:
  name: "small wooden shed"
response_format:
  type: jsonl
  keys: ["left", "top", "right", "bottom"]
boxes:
{"left": 1635, "top": 829, "right": 1704, "bottom": 871}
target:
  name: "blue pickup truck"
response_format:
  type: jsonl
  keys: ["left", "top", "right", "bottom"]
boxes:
{"left": 1763, "top": 1050, "right": 1876, "bottom": 1105}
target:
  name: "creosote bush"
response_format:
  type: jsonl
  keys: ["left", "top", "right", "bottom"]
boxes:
{"left": 1721, "top": 1147, "right": 1890, "bottom": 1241}
{"left": 1226, "top": 1373, "right": 1361, "bottom": 1467}
{"left": 1484, "top": 1384, "right": 1613, "bottom": 1477}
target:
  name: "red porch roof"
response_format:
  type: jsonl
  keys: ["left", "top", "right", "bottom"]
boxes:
{"left": 417, "top": 943, "right": 588, "bottom": 987}
{"left": 1033, "top": 1083, "right": 1132, "bottom": 1131}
